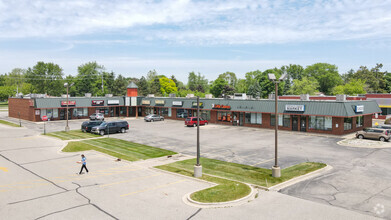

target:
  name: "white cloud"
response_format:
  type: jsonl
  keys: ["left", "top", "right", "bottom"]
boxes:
{"left": 0, "top": 0, "right": 391, "bottom": 44}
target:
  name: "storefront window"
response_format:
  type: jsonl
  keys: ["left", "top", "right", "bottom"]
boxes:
{"left": 158, "top": 108, "right": 169, "bottom": 116}
{"left": 40, "top": 109, "right": 47, "bottom": 119}
{"left": 283, "top": 115, "right": 290, "bottom": 127}
{"left": 96, "top": 107, "right": 109, "bottom": 115}
{"left": 73, "top": 108, "right": 88, "bottom": 117}
{"left": 309, "top": 116, "right": 332, "bottom": 130}
{"left": 200, "top": 110, "right": 211, "bottom": 120}
{"left": 53, "top": 109, "right": 58, "bottom": 118}
{"left": 245, "top": 112, "right": 262, "bottom": 124}
{"left": 120, "top": 107, "right": 126, "bottom": 115}
{"left": 168, "top": 108, "right": 172, "bottom": 117}
{"left": 344, "top": 118, "right": 352, "bottom": 130}
{"left": 218, "top": 111, "right": 232, "bottom": 122}
{"left": 145, "top": 107, "right": 154, "bottom": 115}
{"left": 270, "top": 114, "right": 283, "bottom": 126}
{"left": 176, "top": 109, "right": 192, "bottom": 118}
{"left": 356, "top": 116, "right": 363, "bottom": 127}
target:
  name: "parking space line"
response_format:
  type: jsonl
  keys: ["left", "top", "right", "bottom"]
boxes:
{"left": 120, "top": 179, "right": 187, "bottom": 197}
{"left": 0, "top": 167, "right": 8, "bottom": 172}
{"left": 100, "top": 173, "right": 162, "bottom": 187}
{"left": 251, "top": 157, "right": 279, "bottom": 166}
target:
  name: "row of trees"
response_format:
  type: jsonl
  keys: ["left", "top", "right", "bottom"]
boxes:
{"left": 0, "top": 61, "right": 388, "bottom": 101}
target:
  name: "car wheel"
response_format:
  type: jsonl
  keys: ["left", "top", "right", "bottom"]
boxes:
{"left": 380, "top": 137, "right": 386, "bottom": 142}
{"left": 99, "top": 130, "right": 105, "bottom": 136}
{"left": 193, "top": 124, "right": 196, "bottom": 127}
{"left": 357, "top": 135, "right": 364, "bottom": 139}
{"left": 121, "top": 128, "right": 125, "bottom": 133}
{"left": 151, "top": 119, "right": 154, "bottom": 122}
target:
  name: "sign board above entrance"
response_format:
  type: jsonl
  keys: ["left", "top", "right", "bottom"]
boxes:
{"left": 172, "top": 101, "right": 183, "bottom": 106}
{"left": 61, "top": 101, "right": 76, "bottom": 106}
{"left": 155, "top": 100, "right": 165, "bottom": 105}
{"left": 142, "top": 100, "right": 151, "bottom": 105}
{"left": 92, "top": 100, "right": 104, "bottom": 106}
{"left": 212, "top": 104, "right": 231, "bottom": 110}
{"left": 355, "top": 105, "right": 364, "bottom": 113}
{"left": 192, "top": 102, "right": 203, "bottom": 108}
{"left": 108, "top": 100, "right": 119, "bottom": 105}
{"left": 285, "top": 104, "right": 305, "bottom": 112}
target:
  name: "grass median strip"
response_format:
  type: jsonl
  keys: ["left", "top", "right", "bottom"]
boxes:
{"left": 45, "top": 130, "right": 97, "bottom": 140}
{"left": 156, "top": 158, "right": 326, "bottom": 203}
{"left": 62, "top": 138, "right": 177, "bottom": 161}
{"left": 0, "top": 120, "right": 20, "bottom": 127}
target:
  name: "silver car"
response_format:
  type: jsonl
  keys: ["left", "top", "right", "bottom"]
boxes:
{"left": 144, "top": 114, "right": 164, "bottom": 122}
{"left": 89, "top": 113, "right": 104, "bottom": 121}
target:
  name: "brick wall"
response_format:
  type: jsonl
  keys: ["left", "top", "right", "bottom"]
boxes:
{"left": 8, "top": 98, "right": 34, "bottom": 121}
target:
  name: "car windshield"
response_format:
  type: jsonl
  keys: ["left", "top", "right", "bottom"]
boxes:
{"left": 186, "top": 118, "right": 191, "bottom": 121}
{"left": 100, "top": 122, "right": 107, "bottom": 127}
{"left": 146, "top": 114, "right": 154, "bottom": 117}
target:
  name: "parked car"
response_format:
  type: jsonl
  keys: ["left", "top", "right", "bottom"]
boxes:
{"left": 144, "top": 114, "right": 164, "bottom": 122}
{"left": 356, "top": 128, "right": 391, "bottom": 142}
{"left": 185, "top": 117, "right": 208, "bottom": 127}
{"left": 374, "top": 125, "right": 391, "bottom": 130}
{"left": 89, "top": 113, "right": 104, "bottom": 120}
{"left": 91, "top": 120, "right": 129, "bottom": 136}
{"left": 81, "top": 120, "right": 104, "bottom": 132}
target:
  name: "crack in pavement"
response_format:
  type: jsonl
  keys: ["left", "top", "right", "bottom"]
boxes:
{"left": 72, "top": 182, "right": 118, "bottom": 220}
{"left": 34, "top": 204, "right": 90, "bottom": 220}
{"left": 0, "top": 153, "right": 68, "bottom": 192}
{"left": 186, "top": 208, "right": 202, "bottom": 220}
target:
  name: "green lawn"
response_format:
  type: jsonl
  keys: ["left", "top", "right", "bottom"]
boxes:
{"left": 0, "top": 102, "right": 8, "bottom": 111}
{"left": 0, "top": 119, "right": 20, "bottom": 127}
{"left": 156, "top": 158, "right": 326, "bottom": 187}
{"left": 62, "top": 138, "right": 177, "bottom": 161}
{"left": 45, "top": 130, "right": 97, "bottom": 140}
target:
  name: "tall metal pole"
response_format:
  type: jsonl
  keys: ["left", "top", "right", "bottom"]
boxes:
{"left": 196, "top": 96, "right": 200, "bottom": 166}
{"left": 194, "top": 96, "right": 202, "bottom": 177}
{"left": 65, "top": 84, "right": 69, "bottom": 132}
{"left": 275, "top": 81, "right": 278, "bottom": 167}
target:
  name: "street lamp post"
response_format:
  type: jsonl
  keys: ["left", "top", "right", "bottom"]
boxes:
{"left": 64, "top": 82, "right": 73, "bottom": 132}
{"left": 194, "top": 96, "right": 202, "bottom": 177}
{"left": 268, "top": 72, "right": 287, "bottom": 178}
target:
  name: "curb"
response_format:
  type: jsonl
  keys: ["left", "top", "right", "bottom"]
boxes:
{"left": 268, "top": 164, "right": 333, "bottom": 191}
{"left": 337, "top": 138, "right": 391, "bottom": 149}
{"left": 183, "top": 183, "right": 257, "bottom": 208}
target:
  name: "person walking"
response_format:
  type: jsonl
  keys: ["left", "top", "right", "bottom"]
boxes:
{"left": 78, "top": 154, "right": 89, "bottom": 174}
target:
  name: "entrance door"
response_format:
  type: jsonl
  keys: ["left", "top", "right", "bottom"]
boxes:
{"left": 292, "top": 115, "right": 299, "bottom": 131}
{"left": 239, "top": 112, "right": 244, "bottom": 126}
{"left": 60, "top": 109, "right": 65, "bottom": 120}
{"left": 300, "top": 116, "right": 307, "bottom": 132}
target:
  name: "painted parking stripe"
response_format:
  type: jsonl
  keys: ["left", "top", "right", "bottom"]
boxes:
{"left": 251, "top": 157, "right": 279, "bottom": 166}
{"left": 0, "top": 167, "right": 8, "bottom": 172}
{"left": 100, "top": 173, "right": 162, "bottom": 187}
{"left": 120, "top": 179, "right": 187, "bottom": 197}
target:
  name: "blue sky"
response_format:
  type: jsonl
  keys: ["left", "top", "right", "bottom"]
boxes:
{"left": 0, "top": 0, "right": 390, "bottom": 83}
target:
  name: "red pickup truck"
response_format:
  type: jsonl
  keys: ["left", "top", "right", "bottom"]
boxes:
{"left": 185, "top": 117, "right": 208, "bottom": 127}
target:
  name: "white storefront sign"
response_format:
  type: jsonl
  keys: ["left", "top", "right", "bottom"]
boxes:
{"left": 172, "top": 101, "right": 183, "bottom": 106}
{"left": 355, "top": 105, "right": 364, "bottom": 113}
{"left": 125, "top": 97, "right": 130, "bottom": 106}
{"left": 285, "top": 105, "right": 305, "bottom": 112}
{"left": 131, "top": 97, "right": 137, "bottom": 106}
{"left": 108, "top": 100, "right": 120, "bottom": 105}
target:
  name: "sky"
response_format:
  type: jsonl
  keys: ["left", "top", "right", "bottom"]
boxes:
{"left": 0, "top": 0, "right": 390, "bottom": 83}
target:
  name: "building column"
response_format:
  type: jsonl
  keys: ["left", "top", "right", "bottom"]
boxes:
{"left": 136, "top": 106, "right": 138, "bottom": 119}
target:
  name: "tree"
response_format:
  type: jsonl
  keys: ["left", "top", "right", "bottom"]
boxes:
{"left": 342, "top": 64, "right": 386, "bottom": 93}
{"left": 0, "top": 86, "right": 15, "bottom": 101}
{"left": 159, "top": 77, "right": 177, "bottom": 96}
{"left": 247, "top": 82, "right": 261, "bottom": 97}
{"left": 137, "top": 76, "right": 149, "bottom": 96}
{"left": 187, "top": 72, "right": 208, "bottom": 92}
{"left": 112, "top": 74, "right": 128, "bottom": 96}
{"left": 75, "top": 62, "right": 103, "bottom": 96}
{"left": 304, "top": 63, "right": 342, "bottom": 95}
{"left": 235, "top": 79, "right": 247, "bottom": 93}
{"left": 210, "top": 78, "right": 229, "bottom": 97}
{"left": 218, "top": 72, "right": 237, "bottom": 89}
{"left": 289, "top": 77, "right": 319, "bottom": 95}
{"left": 25, "top": 62, "right": 63, "bottom": 96}
{"left": 332, "top": 79, "right": 366, "bottom": 95}
{"left": 259, "top": 69, "right": 285, "bottom": 98}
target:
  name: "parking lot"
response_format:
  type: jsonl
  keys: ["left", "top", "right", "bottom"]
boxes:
{"left": 1, "top": 112, "right": 390, "bottom": 219}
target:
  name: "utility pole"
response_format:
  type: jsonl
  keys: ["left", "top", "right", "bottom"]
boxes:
{"left": 101, "top": 73, "right": 104, "bottom": 94}
{"left": 194, "top": 96, "right": 202, "bottom": 177}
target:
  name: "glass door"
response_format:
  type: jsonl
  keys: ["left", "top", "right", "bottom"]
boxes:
{"left": 292, "top": 115, "right": 298, "bottom": 131}
{"left": 300, "top": 116, "right": 307, "bottom": 132}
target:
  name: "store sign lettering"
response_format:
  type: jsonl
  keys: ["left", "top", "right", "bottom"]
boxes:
{"left": 212, "top": 104, "right": 231, "bottom": 110}
{"left": 285, "top": 105, "right": 305, "bottom": 112}
{"left": 355, "top": 105, "right": 364, "bottom": 113}
{"left": 142, "top": 100, "right": 151, "bottom": 105}
{"left": 192, "top": 102, "right": 203, "bottom": 108}
{"left": 108, "top": 100, "right": 119, "bottom": 105}
{"left": 172, "top": 101, "right": 183, "bottom": 106}
{"left": 92, "top": 100, "right": 104, "bottom": 106}
{"left": 61, "top": 101, "right": 76, "bottom": 106}
{"left": 155, "top": 100, "right": 165, "bottom": 105}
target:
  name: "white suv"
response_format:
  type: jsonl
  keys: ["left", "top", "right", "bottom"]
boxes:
{"left": 89, "top": 113, "right": 104, "bottom": 121}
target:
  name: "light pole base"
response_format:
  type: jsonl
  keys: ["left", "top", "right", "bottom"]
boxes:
{"left": 194, "top": 165, "right": 202, "bottom": 178}
{"left": 272, "top": 166, "right": 281, "bottom": 178}
{"left": 65, "top": 126, "right": 70, "bottom": 132}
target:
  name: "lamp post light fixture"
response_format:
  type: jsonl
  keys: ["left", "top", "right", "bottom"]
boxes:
{"left": 268, "top": 72, "right": 287, "bottom": 178}
{"left": 194, "top": 96, "right": 202, "bottom": 178}
{"left": 64, "top": 82, "right": 74, "bottom": 132}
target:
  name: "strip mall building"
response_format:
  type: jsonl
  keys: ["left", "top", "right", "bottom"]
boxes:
{"left": 8, "top": 82, "right": 381, "bottom": 135}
